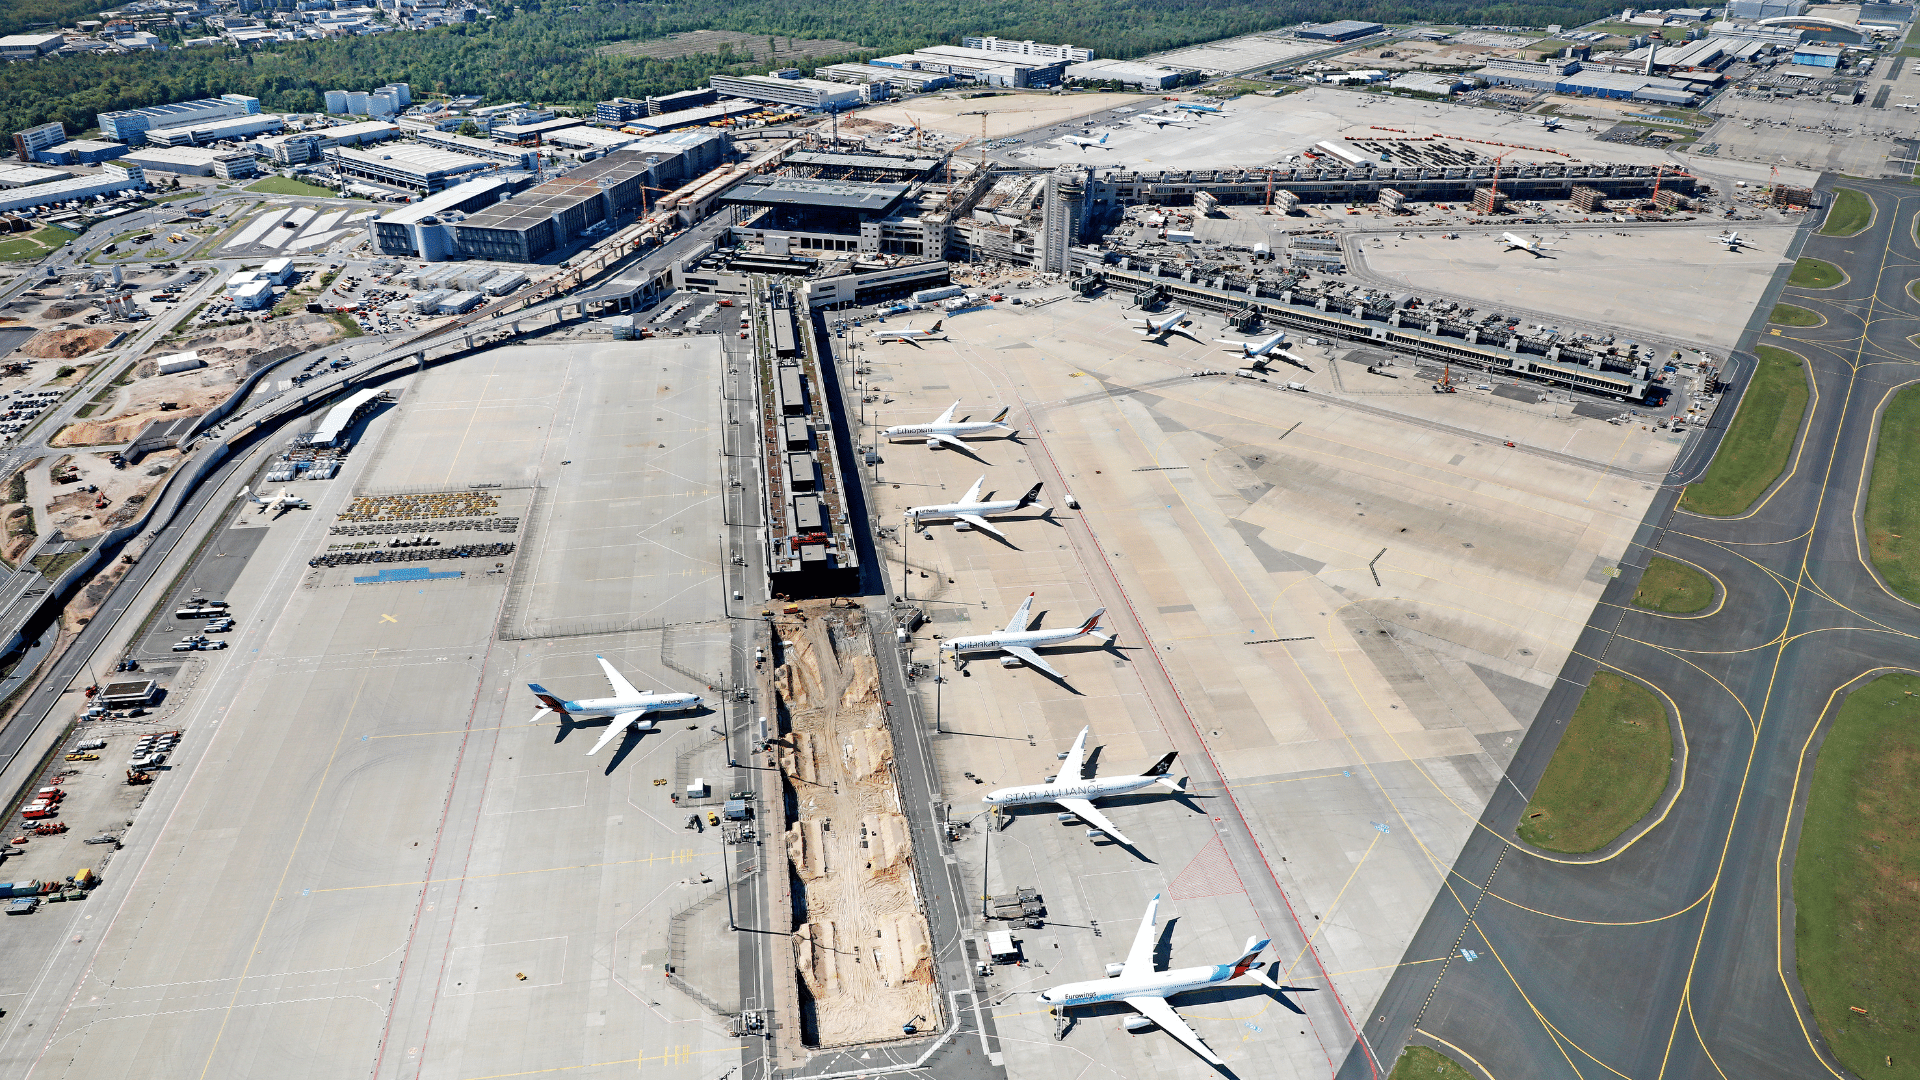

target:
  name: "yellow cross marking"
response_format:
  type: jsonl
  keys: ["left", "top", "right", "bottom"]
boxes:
{"left": 380, "top": 614, "right": 398, "bottom": 623}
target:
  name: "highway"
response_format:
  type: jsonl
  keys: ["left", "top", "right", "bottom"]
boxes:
{"left": 1345, "top": 176, "right": 1920, "bottom": 1080}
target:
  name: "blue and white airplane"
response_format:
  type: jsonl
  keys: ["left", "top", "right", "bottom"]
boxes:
{"left": 1061, "top": 131, "right": 1112, "bottom": 151}
{"left": 529, "top": 656, "right": 703, "bottom": 756}
{"left": 1038, "top": 893, "right": 1317, "bottom": 1065}
{"left": 1174, "top": 101, "right": 1223, "bottom": 114}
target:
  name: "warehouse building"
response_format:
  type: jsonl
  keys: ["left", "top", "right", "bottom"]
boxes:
{"left": 12, "top": 122, "right": 66, "bottom": 162}
{"left": 98, "top": 94, "right": 261, "bottom": 145}
{"left": 144, "top": 113, "right": 286, "bottom": 148}
{"left": 1388, "top": 72, "right": 1475, "bottom": 95}
{"left": 618, "top": 101, "right": 763, "bottom": 134}
{"left": 492, "top": 116, "right": 585, "bottom": 144}
{"left": 31, "top": 139, "right": 130, "bottom": 166}
{"left": 122, "top": 146, "right": 258, "bottom": 178}
{"left": 1065, "top": 59, "right": 1186, "bottom": 89}
{"left": 0, "top": 33, "right": 65, "bottom": 59}
{"left": 1476, "top": 59, "right": 1698, "bottom": 102}
{"left": 0, "top": 164, "right": 69, "bottom": 188}
{"left": 906, "top": 45, "right": 1066, "bottom": 86}
{"left": 414, "top": 129, "right": 539, "bottom": 169}
{"left": 960, "top": 37, "right": 1093, "bottom": 62}
{"left": 322, "top": 120, "right": 403, "bottom": 147}
{"left": 815, "top": 64, "right": 956, "bottom": 93}
{"left": 324, "top": 143, "right": 496, "bottom": 193}
{"left": 0, "top": 164, "right": 143, "bottom": 213}
{"left": 370, "top": 175, "right": 518, "bottom": 258}
{"left": 311, "top": 388, "right": 383, "bottom": 448}
{"left": 450, "top": 150, "right": 676, "bottom": 262}
{"left": 710, "top": 73, "right": 865, "bottom": 111}
{"left": 545, "top": 126, "right": 649, "bottom": 157}
{"left": 1296, "top": 20, "right": 1385, "bottom": 41}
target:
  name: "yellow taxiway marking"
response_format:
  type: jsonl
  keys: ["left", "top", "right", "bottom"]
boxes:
{"left": 380, "top": 614, "right": 398, "bottom": 624}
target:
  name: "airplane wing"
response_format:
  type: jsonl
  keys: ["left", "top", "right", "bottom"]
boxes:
{"left": 961, "top": 475, "right": 984, "bottom": 504}
{"left": 1122, "top": 892, "right": 1160, "bottom": 975}
{"left": 1122, "top": 997, "right": 1222, "bottom": 1066}
{"left": 1004, "top": 593, "right": 1035, "bottom": 634}
{"left": 1057, "top": 726, "right": 1089, "bottom": 784}
{"left": 955, "top": 513, "right": 1007, "bottom": 539}
{"left": 930, "top": 432, "right": 971, "bottom": 451}
{"left": 597, "top": 655, "right": 640, "bottom": 699}
{"left": 934, "top": 400, "right": 960, "bottom": 425}
{"left": 586, "top": 712, "right": 644, "bottom": 756}
{"left": 1003, "top": 645, "right": 1063, "bottom": 679}
{"left": 1056, "top": 797, "right": 1129, "bottom": 844}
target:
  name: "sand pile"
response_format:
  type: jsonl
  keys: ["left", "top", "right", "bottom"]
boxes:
{"left": 20, "top": 328, "right": 117, "bottom": 359}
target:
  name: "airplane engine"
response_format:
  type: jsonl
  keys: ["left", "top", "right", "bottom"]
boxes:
{"left": 1056, "top": 812, "right": 1081, "bottom": 825}
{"left": 1122, "top": 1015, "right": 1158, "bottom": 1034}
{"left": 953, "top": 520, "right": 972, "bottom": 531}
{"left": 1105, "top": 963, "right": 1126, "bottom": 978}
{"left": 999, "top": 655, "right": 1025, "bottom": 668}
{"left": 926, "top": 438, "right": 943, "bottom": 449}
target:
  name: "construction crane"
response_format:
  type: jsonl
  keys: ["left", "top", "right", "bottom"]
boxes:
{"left": 905, "top": 113, "right": 926, "bottom": 152}
{"left": 1485, "top": 150, "right": 1512, "bottom": 213}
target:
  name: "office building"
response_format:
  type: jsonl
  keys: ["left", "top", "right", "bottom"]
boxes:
{"left": 0, "top": 33, "right": 65, "bottom": 59}
{"left": 13, "top": 122, "right": 66, "bottom": 162}
{"left": 597, "top": 97, "right": 650, "bottom": 124}
{"left": 1296, "top": 20, "right": 1385, "bottom": 41}
{"left": 371, "top": 176, "right": 517, "bottom": 258}
{"left": 709, "top": 73, "right": 865, "bottom": 111}
{"left": 960, "top": 37, "right": 1092, "bottom": 62}
{"left": 254, "top": 131, "right": 332, "bottom": 165}
{"left": 97, "top": 94, "right": 261, "bottom": 145}
{"left": 144, "top": 113, "right": 285, "bottom": 147}
{"left": 324, "top": 143, "right": 496, "bottom": 193}
{"left": 1040, "top": 165, "right": 1088, "bottom": 274}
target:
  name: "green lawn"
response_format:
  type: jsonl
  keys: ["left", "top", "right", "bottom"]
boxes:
{"left": 1680, "top": 346, "right": 1809, "bottom": 516}
{"left": 1818, "top": 187, "right": 1872, "bottom": 236}
{"left": 327, "top": 312, "right": 364, "bottom": 338}
{"left": 1517, "top": 672, "right": 1672, "bottom": 853}
{"left": 0, "top": 225, "right": 77, "bottom": 263}
{"left": 1631, "top": 556, "right": 1714, "bottom": 613}
{"left": 30, "top": 547, "right": 87, "bottom": 582}
{"left": 1388, "top": 1046, "right": 1477, "bottom": 1080}
{"left": 1769, "top": 303, "right": 1822, "bottom": 327}
{"left": 246, "top": 176, "right": 337, "bottom": 198}
{"left": 1789, "top": 257, "right": 1844, "bottom": 289}
{"left": 1863, "top": 383, "right": 1920, "bottom": 602}
{"left": 1793, "top": 672, "right": 1920, "bottom": 1080}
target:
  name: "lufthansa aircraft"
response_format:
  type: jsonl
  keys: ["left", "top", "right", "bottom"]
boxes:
{"left": 880, "top": 400, "right": 1014, "bottom": 450}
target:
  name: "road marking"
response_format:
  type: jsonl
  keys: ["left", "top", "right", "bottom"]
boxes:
{"left": 380, "top": 614, "right": 398, "bottom": 624}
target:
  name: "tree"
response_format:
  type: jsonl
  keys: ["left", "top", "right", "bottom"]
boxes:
{"left": 457, "top": 119, "right": 480, "bottom": 136}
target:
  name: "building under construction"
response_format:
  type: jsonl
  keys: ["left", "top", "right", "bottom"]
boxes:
{"left": 755, "top": 283, "right": 860, "bottom": 595}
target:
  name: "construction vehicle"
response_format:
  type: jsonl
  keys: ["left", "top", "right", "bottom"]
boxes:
{"left": 1433, "top": 365, "right": 1458, "bottom": 393}
{"left": 125, "top": 769, "right": 152, "bottom": 785}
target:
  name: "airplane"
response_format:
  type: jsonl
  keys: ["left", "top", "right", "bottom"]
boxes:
{"left": 1061, "top": 131, "right": 1112, "bottom": 151}
{"left": 1136, "top": 112, "right": 1198, "bottom": 128}
{"left": 983, "top": 726, "right": 1179, "bottom": 846}
{"left": 1211, "top": 328, "right": 1289, "bottom": 359}
{"left": 1894, "top": 102, "right": 1918, "bottom": 110}
{"left": 1525, "top": 115, "right": 1564, "bottom": 131}
{"left": 905, "top": 475, "right": 1047, "bottom": 539}
{"left": 872, "top": 319, "right": 946, "bottom": 345}
{"left": 240, "top": 485, "right": 309, "bottom": 517}
{"left": 1714, "top": 230, "right": 1746, "bottom": 251}
{"left": 880, "top": 400, "right": 1014, "bottom": 450}
{"left": 1130, "top": 309, "right": 1192, "bottom": 340}
{"left": 1174, "top": 101, "right": 1223, "bottom": 114}
{"left": 1036, "top": 893, "right": 1318, "bottom": 1065}
{"left": 941, "top": 592, "right": 1111, "bottom": 679}
{"left": 528, "top": 655, "right": 704, "bottom": 756}
{"left": 1498, "top": 232, "right": 1557, "bottom": 258}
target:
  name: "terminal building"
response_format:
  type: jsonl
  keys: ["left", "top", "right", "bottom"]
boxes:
{"left": 324, "top": 143, "right": 497, "bottom": 193}
{"left": 370, "top": 176, "right": 519, "bottom": 258}
{"left": 448, "top": 143, "right": 712, "bottom": 262}
{"left": 97, "top": 94, "right": 261, "bottom": 144}
{"left": 708, "top": 73, "right": 865, "bottom": 111}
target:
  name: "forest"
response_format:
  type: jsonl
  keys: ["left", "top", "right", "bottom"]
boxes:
{"left": 0, "top": 0, "right": 1622, "bottom": 137}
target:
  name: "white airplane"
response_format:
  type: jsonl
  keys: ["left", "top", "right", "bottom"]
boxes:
{"left": 1714, "top": 230, "right": 1746, "bottom": 251}
{"left": 905, "top": 475, "right": 1046, "bottom": 538}
{"left": 1061, "top": 131, "right": 1112, "bottom": 151}
{"left": 1212, "top": 329, "right": 1289, "bottom": 358}
{"left": 942, "top": 592, "right": 1111, "bottom": 679}
{"left": 240, "top": 485, "right": 309, "bottom": 516}
{"left": 1036, "top": 893, "right": 1317, "bottom": 1065}
{"left": 881, "top": 400, "right": 1014, "bottom": 450}
{"left": 872, "top": 318, "right": 946, "bottom": 345}
{"left": 528, "top": 655, "right": 704, "bottom": 756}
{"left": 1136, "top": 113, "right": 1198, "bottom": 128}
{"left": 1498, "top": 232, "right": 1557, "bottom": 258}
{"left": 1525, "top": 115, "right": 1564, "bottom": 131}
{"left": 1894, "top": 102, "right": 1918, "bottom": 110}
{"left": 1174, "top": 101, "right": 1223, "bottom": 114}
{"left": 1130, "top": 309, "right": 1192, "bottom": 340}
{"left": 983, "top": 726, "right": 1178, "bottom": 846}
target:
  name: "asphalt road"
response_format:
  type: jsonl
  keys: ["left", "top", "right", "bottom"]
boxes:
{"left": 1343, "top": 176, "right": 1920, "bottom": 1079}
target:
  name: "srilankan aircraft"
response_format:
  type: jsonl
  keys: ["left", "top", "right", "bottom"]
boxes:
{"left": 1498, "top": 232, "right": 1558, "bottom": 258}
{"left": 1037, "top": 893, "right": 1318, "bottom": 1064}
{"left": 1131, "top": 309, "right": 1193, "bottom": 340}
{"left": 905, "top": 476, "right": 1046, "bottom": 539}
{"left": 941, "top": 592, "right": 1110, "bottom": 678}
{"left": 1212, "top": 328, "right": 1289, "bottom": 358}
{"left": 1714, "top": 230, "right": 1746, "bottom": 251}
{"left": 982, "top": 726, "right": 1180, "bottom": 846}
{"left": 872, "top": 319, "right": 946, "bottom": 345}
{"left": 528, "top": 656, "right": 703, "bottom": 756}
{"left": 240, "top": 485, "right": 309, "bottom": 517}
{"left": 1061, "top": 131, "right": 1112, "bottom": 151}
{"left": 881, "top": 400, "right": 1014, "bottom": 450}
{"left": 1174, "top": 101, "right": 1223, "bottom": 114}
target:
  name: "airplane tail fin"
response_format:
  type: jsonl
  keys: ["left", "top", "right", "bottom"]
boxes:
{"left": 1142, "top": 751, "right": 1178, "bottom": 777}
{"left": 991, "top": 406, "right": 1011, "bottom": 425}
{"left": 1017, "top": 482, "right": 1044, "bottom": 510}
{"left": 240, "top": 486, "right": 265, "bottom": 506}
{"left": 1230, "top": 937, "right": 1271, "bottom": 977}
{"left": 528, "top": 684, "right": 571, "bottom": 719}
{"left": 1098, "top": 132, "right": 1108, "bottom": 144}
{"left": 1078, "top": 607, "right": 1108, "bottom": 641}
{"left": 928, "top": 320, "right": 943, "bottom": 333}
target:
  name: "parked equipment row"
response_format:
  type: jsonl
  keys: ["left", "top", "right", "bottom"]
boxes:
{"left": 329, "top": 516, "right": 520, "bottom": 537}
{"left": 308, "top": 542, "right": 515, "bottom": 568}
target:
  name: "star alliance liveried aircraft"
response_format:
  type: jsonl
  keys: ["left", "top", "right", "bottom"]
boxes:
{"left": 982, "top": 726, "right": 1179, "bottom": 846}
{"left": 942, "top": 593, "right": 1111, "bottom": 680}
{"left": 1131, "top": 309, "right": 1192, "bottom": 340}
{"left": 871, "top": 319, "right": 946, "bottom": 345}
{"left": 528, "top": 655, "right": 703, "bottom": 756}
{"left": 880, "top": 400, "right": 1014, "bottom": 450}
{"left": 905, "top": 475, "right": 1047, "bottom": 539}
{"left": 1037, "top": 893, "right": 1318, "bottom": 1064}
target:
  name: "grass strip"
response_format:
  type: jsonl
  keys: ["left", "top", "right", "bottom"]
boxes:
{"left": 1769, "top": 303, "right": 1822, "bottom": 327}
{"left": 1863, "top": 383, "right": 1920, "bottom": 602}
{"left": 244, "top": 176, "right": 337, "bottom": 199}
{"left": 1790, "top": 257, "right": 1844, "bottom": 289}
{"left": 1819, "top": 187, "right": 1872, "bottom": 236}
{"left": 1631, "top": 556, "right": 1714, "bottom": 613}
{"left": 1388, "top": 1045, "right": 1476, "bottom": 1080}
{"left": 1680, "top": 345, "right": 1808, "bottom": 516}
{"left": 1517, "top": 671, "right": 1672, "bottom": 854}
{"left": 1793, "top": 672, "right": 1920, "bottom": 1079}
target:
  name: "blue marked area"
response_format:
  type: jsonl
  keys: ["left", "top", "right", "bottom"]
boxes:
{"left": 354, "top": 567, "right": 464, "bottom": 584}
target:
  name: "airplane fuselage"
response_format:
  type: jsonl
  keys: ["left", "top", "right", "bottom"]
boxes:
{"left": 560, "top": 693, "right": 702, "bottom": 722}
{"left": 1040, "top": 963, "right": 1246, "bottom": 1007}
{"left": 882, "top": 421, "right": 1005, "bottom": 441}
{"left": 907, "top": 497, "right": 1027, "bottom": 523}
{"left": 984, "top": 773, "right": 1158, "bottom": 807}
{"left": 943, "top": 626, "right": 1090, "bottom": 657}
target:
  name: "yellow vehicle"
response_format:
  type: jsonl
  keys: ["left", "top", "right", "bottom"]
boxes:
{"left": 65, "top": 753, "right": 98, "bottom": 761}
{"left": 706, "top": 811, "right": 720, "bottom": 826}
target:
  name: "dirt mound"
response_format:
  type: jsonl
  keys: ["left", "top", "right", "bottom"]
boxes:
{"left": 172, "top": 314, "right": 339, "bottom": 362}
{"left": 42, "top": 301, "right": 89, "bottom": 320}
{"left": 20, "top": 328, "right": 116, "bottom": 359}
{"left": 52, "top": 405, "right": 203, "bottom": 447}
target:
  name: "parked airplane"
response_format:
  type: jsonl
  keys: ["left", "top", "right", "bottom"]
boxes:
{"left": 1062, "top": 131, "right": 1112, "bottom": 151}
{"left": 943, "top": 593, "right": 1110, "bottom": 679}
{"left": 240, "top": 485, "right": 309, "bottom": 517}
{"left": 1714, "top": 230, "right": 1746, "bottom": 251}
{"left": 872, "top": 319, "right": 946, "bottom": 345}
{"left": 1174, "top": 101, "right": 1223, "bottom": 114}
{"left": 905, "top": 476, "right": 1046, "bottom": 538}
{"left": 1136, "top": 112, "right": 1198, "bottom": 127}
{"left": 528, "top": 655, "right": 703, "bottom": 756}
{"left": 1131, "top": 309, "right": 1192, "bottom": 340}
{"left": 1525, "top": 115, "right": 1564, "bottom": 131}
{"left": 881, "top": 400, "right": 1014, "bottom": 450}
{"left": 983, "top": 726, "right": 1179, "bottom": 846}
{"left": 1498, "top": 232, "right": 1557, "bottom": 257}
{"left": 1037, "top": 893, "right": 1317, "bottom": 1064}
{"left": 1212, "top": 329, "right": 1289, "bottom": 358}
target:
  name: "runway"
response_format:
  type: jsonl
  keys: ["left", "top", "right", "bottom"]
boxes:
{"left": 1346, "top": 178, "right": 1920, "bottom": 1079}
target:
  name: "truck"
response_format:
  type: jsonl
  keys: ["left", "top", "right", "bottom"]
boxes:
{"left": 910, "top": 285, "right": 965, "bottom": 305}
{"left": 2, "top": 881, "right": 43, "bottom": 898}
